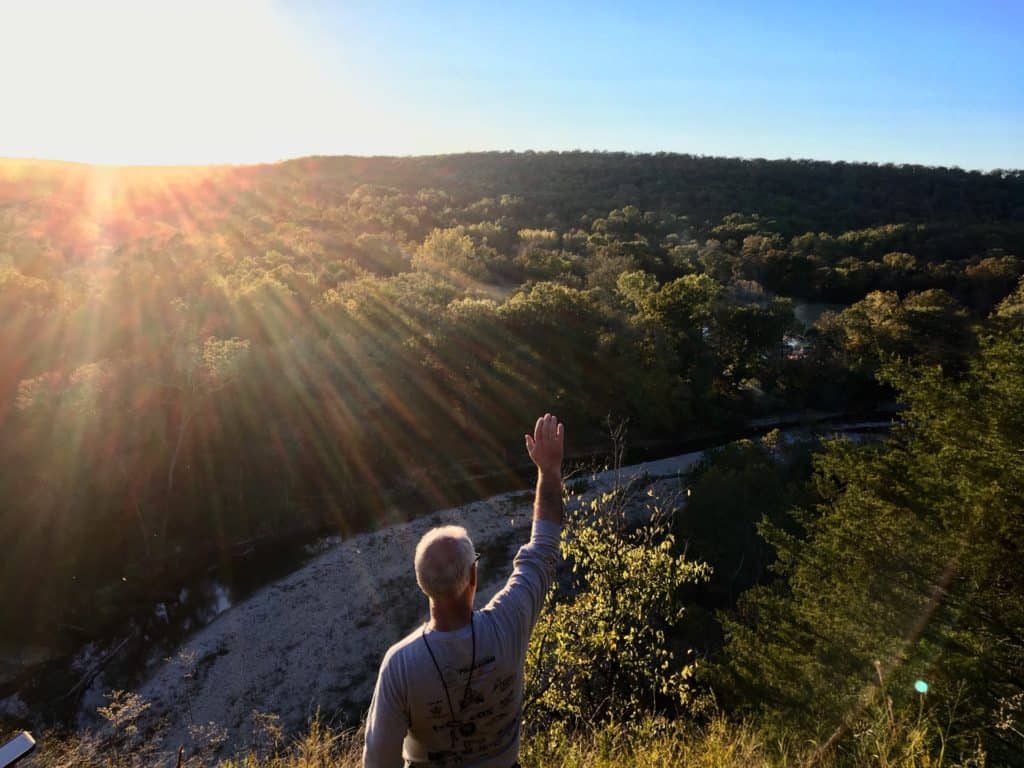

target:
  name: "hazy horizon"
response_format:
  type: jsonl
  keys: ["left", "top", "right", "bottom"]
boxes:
{"left": 2, "top": 147, "right": 1020, "bottom": 175}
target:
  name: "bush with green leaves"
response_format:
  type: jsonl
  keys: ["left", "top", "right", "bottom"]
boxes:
{"left": 524, "top": 481, "right": 711, "bottom": 736}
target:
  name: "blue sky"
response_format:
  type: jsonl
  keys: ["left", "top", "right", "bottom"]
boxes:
{"left": 2, "top": 0, "right": 1020, "bottom": 167}
{"left": 295, "top": 0, "right": 1022, "bottom": 169}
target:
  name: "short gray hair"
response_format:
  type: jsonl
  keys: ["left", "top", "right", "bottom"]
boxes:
{"left": 415, "top": 525, "right": 476, "bottom": 599}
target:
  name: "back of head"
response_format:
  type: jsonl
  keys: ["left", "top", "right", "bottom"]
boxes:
{"left": 415, "top": 525, "right": 475, "bottom": 600}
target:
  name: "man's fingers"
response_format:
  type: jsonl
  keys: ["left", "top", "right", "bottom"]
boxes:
{"left": 527, "top": 414, "right": 564, "bottom": 469}
{"left": 533, "top": 414, "right": 562, "bottom": 442}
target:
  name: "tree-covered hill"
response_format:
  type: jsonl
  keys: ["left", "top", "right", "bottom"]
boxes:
{"left": 1, "top": 151, "right": 1021, "bottom": 694}
{"left": 272, "top": 152, "right": 1024, "bottom": 232}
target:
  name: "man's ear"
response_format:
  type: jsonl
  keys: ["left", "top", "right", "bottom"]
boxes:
{"left": 469, "top": 562, "right": 478, "bottom": 588}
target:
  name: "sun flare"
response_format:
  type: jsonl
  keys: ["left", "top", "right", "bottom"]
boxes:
{"left": 1, "top": 0, "right": 343, "bottom": 165}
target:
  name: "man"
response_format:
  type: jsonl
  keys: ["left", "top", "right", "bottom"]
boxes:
{"left": 363, "top": 413, "right": 565, "bottom": 768}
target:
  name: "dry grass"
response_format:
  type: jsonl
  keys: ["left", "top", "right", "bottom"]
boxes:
{"left": 21, "top": 709, "right": 979, "bottom": 768}
{"left": 220, "top": 720, "right": 363, "bottom": 768}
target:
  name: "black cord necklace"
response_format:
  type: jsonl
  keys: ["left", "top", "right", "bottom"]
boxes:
{"left": 421, "top": 613, "right": 477, "bottom": 740}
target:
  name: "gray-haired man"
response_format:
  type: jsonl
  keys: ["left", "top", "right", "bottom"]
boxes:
{"left": 363, "top": 414, "right": 565, "bottom": 768}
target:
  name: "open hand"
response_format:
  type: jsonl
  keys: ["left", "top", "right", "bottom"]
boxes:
{"left": 525, "top": 413, "right": 564, "bottom": 477}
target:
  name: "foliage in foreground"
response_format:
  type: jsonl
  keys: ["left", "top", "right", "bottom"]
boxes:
{"left": 524, "top": 479, "right": 711, "bottom": 732}
{"left": 716, "top": 321, "right": 1024, "bottom": 763}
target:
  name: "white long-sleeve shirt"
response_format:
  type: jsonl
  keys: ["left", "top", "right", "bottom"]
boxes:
{"left": 363, "top": 519, "right": 561, "bottom": 768}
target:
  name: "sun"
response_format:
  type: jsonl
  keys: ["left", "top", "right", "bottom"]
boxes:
{"left": 0, "top": 0, "right": 342, "bottom": 165}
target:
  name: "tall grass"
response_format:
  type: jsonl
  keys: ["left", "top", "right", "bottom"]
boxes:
{"left": 21, "top": 705, "right": 982, "bottom": 768}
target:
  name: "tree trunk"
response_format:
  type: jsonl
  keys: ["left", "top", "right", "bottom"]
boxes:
{"left": 167, "top": 409, "right": 193, "bottom": 494}
{"left": 163, "top": 408, "right": 194, "bottom": 539}
{"left": 119, "top": 457, "right": 152, "bottom": 558}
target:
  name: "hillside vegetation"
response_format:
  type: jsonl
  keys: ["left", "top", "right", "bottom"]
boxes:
{"left": 2, "top": 152, "right": 1023, "bottom": 765}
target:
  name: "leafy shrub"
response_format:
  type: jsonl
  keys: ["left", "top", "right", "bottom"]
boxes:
{"left": 524, "top": 481, "right": 711, "bottom": 735}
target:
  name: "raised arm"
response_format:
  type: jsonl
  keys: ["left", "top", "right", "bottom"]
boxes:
{"left": 525, "top": 413, "right": 564, "bottom": 525}
{"left": 482, "top": 414, "right": 564, "bottom": 633}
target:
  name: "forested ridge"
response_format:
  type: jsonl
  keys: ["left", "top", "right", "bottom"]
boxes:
{"left": 2, "top": 152, "right": 1024, "bottom": 763}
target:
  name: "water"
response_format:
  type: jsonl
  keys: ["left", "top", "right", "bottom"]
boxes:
{"left": 3, "top": 532, "right": 335, "bottom": 728}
